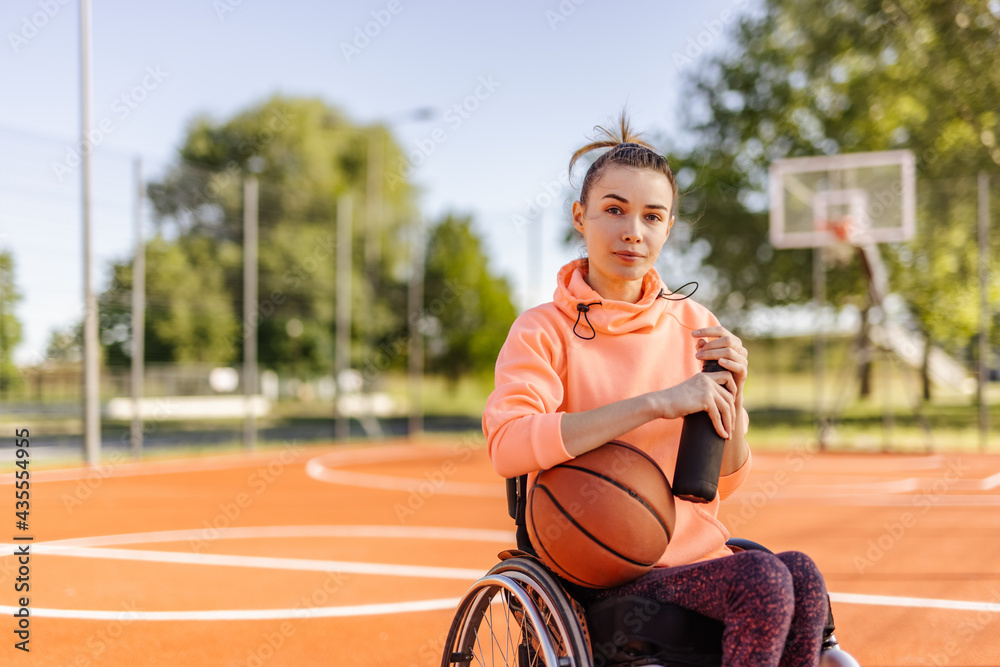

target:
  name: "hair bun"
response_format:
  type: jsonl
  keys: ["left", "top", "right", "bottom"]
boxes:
{"left": 568, "top": 110, "right": 678, "bottom": 216}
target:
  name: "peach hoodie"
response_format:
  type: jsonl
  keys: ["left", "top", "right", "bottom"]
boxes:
{"left": 483, "top": 258, "right": 751, "bottom": 568}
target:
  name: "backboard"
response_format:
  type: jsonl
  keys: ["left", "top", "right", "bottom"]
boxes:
{"left": 769, "top": 150, "right": 916, "bottom": 248}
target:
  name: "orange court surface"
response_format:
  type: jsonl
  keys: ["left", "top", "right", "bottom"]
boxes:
{"left": 2, "top": 437, "right": 1000, "bottom": 666}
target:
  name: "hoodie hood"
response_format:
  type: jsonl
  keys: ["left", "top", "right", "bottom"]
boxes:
{"left": 553, "top": 258, "right": 669, "bottom": 336}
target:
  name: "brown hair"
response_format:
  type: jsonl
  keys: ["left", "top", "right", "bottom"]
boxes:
{"left": 569, "top": 112, "right": 678, "bottom": 219}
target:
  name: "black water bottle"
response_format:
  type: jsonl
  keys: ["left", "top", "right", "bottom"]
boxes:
{"left": 672, "top": 360, "right": 729, "bottom": 503}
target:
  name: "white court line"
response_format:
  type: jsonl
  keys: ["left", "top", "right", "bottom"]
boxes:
{"left": 21, "top": 545, "right": 486, "bottom": 580}
{"left": 10, "top": 524, "right": 515, "bottom": 549}
{"left": 750, "top": 455, "right": 949, "bottom": 473}
{"left": 306, "top": 450, "right": 504, "bottom": 497}
{"left": 955, "top": 469, "right": 1000, "bottom": 491}
{"left": 1, "top": 592, "right": 995, "bottom": 622}
{"left": 747, "top": 494, "right": 1000, "bottom": 507}
{"left": 830, "top": 592, "right": 1000, "bottom": 613}
{"left": 0, "top": 448, "right": 310, "bottom": 485}
{"left": 0, "top": 598, "right": 463, "bottom": 621}
{"left": 780, "top": 478, "right": 923, "bottom": 494}
{"left": 0, "top": 524, "right": 508, "bottom": 620}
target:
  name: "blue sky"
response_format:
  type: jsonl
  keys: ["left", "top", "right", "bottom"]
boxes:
{"left": 0, "top": 0, "right": 757, "bottom": 365}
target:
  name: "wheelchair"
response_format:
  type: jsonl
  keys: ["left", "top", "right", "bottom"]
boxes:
{"left": 441, "top": 475, "right": 861, "bottom": 666}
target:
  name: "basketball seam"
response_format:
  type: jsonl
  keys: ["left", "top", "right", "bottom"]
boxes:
{"left": 554, "top": 464, "right": 671, "bottom": 537}
{"left": 607, "top": 440, "right": 668, "bottom": 478}
{"left": 526, "top": 487, "right": 595, "bottom": 587}
{"left": 531, "top": 484, "right": 657, "bottom": 569}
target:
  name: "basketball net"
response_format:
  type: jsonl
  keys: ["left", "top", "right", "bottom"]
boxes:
{"left": 820, "top": 216, "right": 856, "bottom": 265}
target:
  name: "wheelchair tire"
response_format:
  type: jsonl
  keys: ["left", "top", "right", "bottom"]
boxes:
{"left": 442, "top": 557, "right": 592, "bottom": 667}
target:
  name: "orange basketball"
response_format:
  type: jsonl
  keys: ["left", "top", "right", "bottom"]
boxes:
{"left": 526, "top": 441, "right": 676, "bottom": 589}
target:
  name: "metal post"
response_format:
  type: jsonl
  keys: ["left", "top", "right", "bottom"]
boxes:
{"left": 335, "top": 195, "right": 352, "bottom": 440}
{"left": 881, "top": 346, "right": 894, "bottom": 452}
{"left": 814, "top": 246, "right": 826, "bottom": 450}
{"left": 364, "top": 130, "right": 383, "bottom": 403}
{"left": 130, "top": 157, "right": 145, "bottom": 457}
{"left": 366, "top": 129, "right": 383, "bottom": 293}
{"left": 979, "top": 171, "right": 991, "bottom": 452}
{"left": 408, "top": 216, "right": 424, "bottom": 438}
{"left": 243, "top": 176, "right": 259, "bottom": 451}
{"left": 80, "top": 0, "right": 101, "bottom": 466}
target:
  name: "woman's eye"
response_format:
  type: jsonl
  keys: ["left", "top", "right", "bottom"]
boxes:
{"left": 646, "top": 214, "right": 662, "bottom": 222}
{"left": 607, "top": 206, "right": 622, "bottom": 215}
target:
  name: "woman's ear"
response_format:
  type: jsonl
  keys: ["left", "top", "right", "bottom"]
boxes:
{"left": 572, "top": 201, "right": 585, "bottom": 235}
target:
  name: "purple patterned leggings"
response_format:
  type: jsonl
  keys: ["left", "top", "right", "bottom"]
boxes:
{"left": 577, "top": 550, "right": 829, "bottom": 667}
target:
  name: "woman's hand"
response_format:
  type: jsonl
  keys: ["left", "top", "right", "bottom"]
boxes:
{"left": 690, "top": 326, "right": 750, "bottom": 473}
{"left": 657, "top": 370, "right": 737, "bottom": 439}
{"left": 692, "top": 326, "right": 748, "bottom": 404}
{"left": 654, "top": 325, "right": 749, "bottom": 440}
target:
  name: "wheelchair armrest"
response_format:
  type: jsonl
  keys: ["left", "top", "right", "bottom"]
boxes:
{"left": 725, "top": 537, "right": 773, "bottom": 554}
{"left": 505, "top": 477, "right": 519, "bottom": 520}
{"left": 504, "top": 475, "right": 536, "bottom": 555}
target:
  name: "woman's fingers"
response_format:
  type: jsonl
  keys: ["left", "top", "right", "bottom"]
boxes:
{"left": 708, "top": 369, "right": 738, "bottom": 395}
{"left": 697, "top": 340, "right": 747, "bottom": 363}
{"left": 718, "top": 357, "right": 747, "bottom": 384}
{"left": 707, "top": 400, "right": 729, "bottom": 440}
{"left": 721, "top": 384, "right": 735, "bottom": 436}
{"left": 704, "top": 378, "right": 734, "bottom": 439}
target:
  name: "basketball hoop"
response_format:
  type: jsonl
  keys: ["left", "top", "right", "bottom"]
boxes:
{"left": 820, "top": 217, "right": 856, "bottom": 265}
{"left": 768, "top": 149, "right": 915, "bottom": 250}
{"left": 824, "top": 216, "right": 853, "bottom": 244}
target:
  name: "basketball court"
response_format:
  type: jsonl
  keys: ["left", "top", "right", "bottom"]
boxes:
{"left": 2, "top": 438, "right": 999, "bottom": 666}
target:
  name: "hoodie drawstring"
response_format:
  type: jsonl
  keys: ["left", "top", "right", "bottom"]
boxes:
{"left": 658, "top": 281, "right": 699, "bottom": 301}
{"left": 573, "top": 301, "right": 602, "bottom": 340}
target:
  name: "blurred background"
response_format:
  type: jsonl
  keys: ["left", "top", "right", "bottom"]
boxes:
{"left": 0, "top": 0, "right": 997, "bottom": 461}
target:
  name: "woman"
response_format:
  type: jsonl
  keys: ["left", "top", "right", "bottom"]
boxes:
{"left": 482, "top": 114, "right": 829, "bottom": 666}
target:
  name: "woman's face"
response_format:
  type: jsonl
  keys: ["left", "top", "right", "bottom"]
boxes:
{"left": 572, "top": 166, "right": 674, "bottom": 302}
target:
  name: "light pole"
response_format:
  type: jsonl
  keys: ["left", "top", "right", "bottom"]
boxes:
{"left": 334, "top": 194, "right": 352, "bottom": 441}
{"left": 327, "top": 108, "right": 435, "bottom": 440}
{"left": 130, "top": 157, "right": 145, "bottom": 457}
{"left": 408, "top": 215, "right": 425, "bottom": 438}
{"left": 363, "top": 107, "right": 435, "bottom": 289}
{"left": 80, "top": 0, "right": 101, "bottom": 466}
{"left": 243, "top": 173, "right": 259, "bottom": 451}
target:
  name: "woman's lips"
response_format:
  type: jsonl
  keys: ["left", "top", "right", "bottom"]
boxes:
{"left": 614, "top": 251, "right": 643, "bottom": 261}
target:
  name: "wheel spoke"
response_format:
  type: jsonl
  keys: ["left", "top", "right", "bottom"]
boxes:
{"left": 474, "top": 607, "right": 486, "bottom": 666}
{"left": 447, "top": 562, "right": 587, "bottom": 667}
{"left": 502, "top": 591, "right": 516, "bottom": 663}
{"left": 478, "top": 591, "right": 511, "bottom": 665}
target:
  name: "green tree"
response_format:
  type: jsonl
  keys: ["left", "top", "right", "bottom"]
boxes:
{"left": 104, "top": 96, "right": 419, "bottom": 374}
{"left": 45, "top": 322, "right": 82, "bottom": 363}
{"left": 670, "top": 0, "right": 999, "bottom": 361}
{"left": 423, "top": 215, "right": 518, "bottom": 384}
{"left": 0, "top": 250, "right": 24, "bottom": 392}
{"left": 101, "top": 236, "right": 240, "bottom": 366}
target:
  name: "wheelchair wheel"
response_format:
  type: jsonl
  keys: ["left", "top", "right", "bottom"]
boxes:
{"left": 442, "top": 557, "right": 592, "bottom": 667}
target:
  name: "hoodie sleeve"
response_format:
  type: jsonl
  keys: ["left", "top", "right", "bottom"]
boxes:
{"left": 718, "top": 442, "right": 751, "bottom": 500}
{"left": 482, "top": 311, "right": 573, "bottom": 478}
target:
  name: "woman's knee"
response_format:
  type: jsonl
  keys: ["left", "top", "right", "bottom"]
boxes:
{"left": 730, "top": 550, "right": 795, "bottom": 614}
{"left": 776, "top": 551, "right": 827, "bottom": 592}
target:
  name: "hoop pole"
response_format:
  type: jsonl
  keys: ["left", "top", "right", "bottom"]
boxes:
{"left": 813, "top": 246, "right": 826, "bottom": 450}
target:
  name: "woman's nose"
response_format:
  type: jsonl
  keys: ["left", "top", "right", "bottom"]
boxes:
{"left": 622, "top": 216, "right": 643, "bottom": 242}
